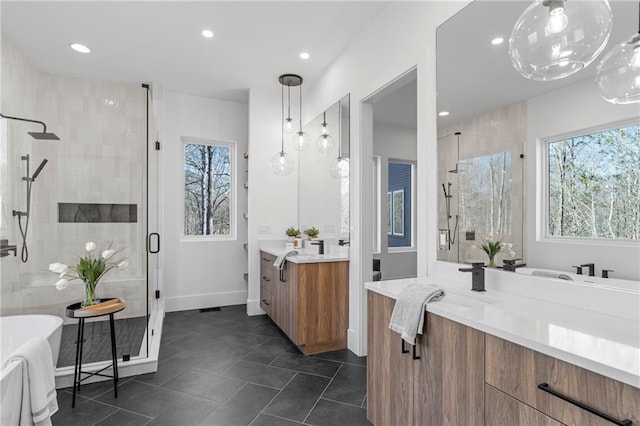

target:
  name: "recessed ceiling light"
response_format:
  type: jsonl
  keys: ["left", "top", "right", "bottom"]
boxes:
{"left": 70, "top": 43, "right": 90, "bottom": 54}
{"left": 202, "top": 29, "right": 214, "bottom": 39}
{"left": 491, "top": 37, "right": 504, "bottom": 46}
{"left": 438, "top": 111, "right": 450, "bottom": 117}
{"left": 299, "top": 52, "right": 310, "bottom": 60}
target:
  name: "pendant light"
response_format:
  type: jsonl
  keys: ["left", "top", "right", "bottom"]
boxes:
{"left": 330, "top": 102, "right": 349, "bottom": 179}
{"left": 284, "top": 84, "right": 295, "bottom": 134}
{"left": 271, "top": 76, "right": 296, "bottom": 176}
{"left": 596, "top": 1, "right": 640, "bottom": 104}
{"left": 316, "top": 111, "right": 336, "bottom": 153}
{"left": 289, "top": 75, "right": 310, "bottom": 151}
{"left": 508, "top": 0, "right": 613, "bottom": 81}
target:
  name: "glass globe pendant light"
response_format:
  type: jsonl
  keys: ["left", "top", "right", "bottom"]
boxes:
{"left": 289, "top": 76, "right": 310, "bottom": 151}
{"left": 271, "top": 76, "right": 296, "bottom": 176}
{"left": 508, "top": 0, "right": 613, "bottom": 81}
{"left": 330, "top": 102, "right": 349, "bottom": 179}
{"left": 596, "top": 1, "right": 640, "bottom": 104}
{"left": 316, "top": 111, "right": 336, "bottom": 153}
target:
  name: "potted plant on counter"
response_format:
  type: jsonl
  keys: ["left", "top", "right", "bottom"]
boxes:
{"left": 304, "top": 227, "right": 320, "bottom": 240}
{"left": 285, "top": 227, "right": 300, "bottom": 242}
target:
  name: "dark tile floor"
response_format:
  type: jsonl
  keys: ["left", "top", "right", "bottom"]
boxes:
{"left": 58, "top": 316, "right": 148, "bottom": 367}
{"left": 52, "top": 305, "right": 370, "bottom": 426}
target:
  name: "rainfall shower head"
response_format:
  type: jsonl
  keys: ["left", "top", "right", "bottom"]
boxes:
{"left": 31, "top": 159, "right": 48, "bottom": 180}
{"left": 28, "top": 131, "right": 59, "bottom": 140}
{"left": 0, "top": 113, "right": 60, "bottom": 140}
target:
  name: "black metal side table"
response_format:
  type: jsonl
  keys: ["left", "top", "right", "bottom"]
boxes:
{"left": 65, "top": 298, "right": 125, "bottom": 408}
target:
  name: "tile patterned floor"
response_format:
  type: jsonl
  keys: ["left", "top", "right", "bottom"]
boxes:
{"left": 52, "top": 305, "right": 370, "bottom": 426}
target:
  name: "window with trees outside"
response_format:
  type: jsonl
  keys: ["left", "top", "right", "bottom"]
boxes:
{"left": 546, "top": 123, "right": 639, "bottom": 241}
{"left": 183, "top": 140, "right": 234, "bottom": 238}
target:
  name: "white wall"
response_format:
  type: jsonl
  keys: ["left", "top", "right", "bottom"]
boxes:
{"left": 300, "top": 1, "right": 469, "bottom": 355}
{"left": 373, "top": 122, "right": 417, "bottom": 279}
{"left": 246, "top": 86, "right": 299, "bottom": 315}
{"left": 162, "top": 91, "right": 249, "bottom": 311}
{"left": 526, "top": 78, "right": 640, "bottom": 281}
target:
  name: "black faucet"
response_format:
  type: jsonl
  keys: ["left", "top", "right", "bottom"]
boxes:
{"left": 502, "top": 258, "right": 526, "bottom": 272}
{"left": 310, "top": 240, "right": 325, "bottom": 255}
{"left": 459, "top": 262, "right": 486, "bottom": 292}
{"left": 580, "top": 263, "right": 595, "bottom": 277}
{"left": 602, "top": 269, "right": 614, "bottom": 278}
{"left": 338, "top": 239, "right": 350, "bottom": 246}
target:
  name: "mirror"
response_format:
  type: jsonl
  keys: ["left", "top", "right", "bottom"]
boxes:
{"left": 436, "top": 1, "right": 639, "bottom": 280}
{"left": 298, "top": 94, "right": 350, "bottom": 243}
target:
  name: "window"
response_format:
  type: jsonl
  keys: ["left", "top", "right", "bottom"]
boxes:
{"left": 183, "top": 139, "right": 235, "bottom": 238}
{"left": 388, "top": 161, "right": 414, "bottom": 248}
{"left": 546, "top": 123, "right": 639, "bottom": 240}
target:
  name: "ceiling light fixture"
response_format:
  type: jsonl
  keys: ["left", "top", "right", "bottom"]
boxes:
{"left": 271, "top": 75, "right": 298, "bottom": 176}
{"left": 438, "top": 111, "right": 450, "bottom": 117}
{"left": 508, "top": 0, "right": 613, "bottom": 81}
{"left": 330, "top": 102, "right": 349, "bottom": 179}
{"left": 316, "top": 111, "right": 335, "bottom": 154}
{"left": 202, "top": 30, "right": 214, "bottom": 38}
{"left": 596, "top": 0, "right": 640, "bottom": 104}
{"left": 300, "top": 52, "right": 310, "bottom": 60}
{"left": 70, "top": 43, "right": 90, "bottom": 54}
{"left": 491, "top": 37, "right": 504, "bottom": 45}
{"left": 287, "top": 74, "right": 310, "bottom": 151}
{"left": 284, "top": 82, "right": 294, "bottom": 134}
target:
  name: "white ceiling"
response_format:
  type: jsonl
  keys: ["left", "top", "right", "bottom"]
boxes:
{"left": 1, "top": 1, "right": 390, "bottom": 103}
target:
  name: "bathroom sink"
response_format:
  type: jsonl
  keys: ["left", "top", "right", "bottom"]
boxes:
{"left": 437, "top": 292, "right": 499, "bottom": 313}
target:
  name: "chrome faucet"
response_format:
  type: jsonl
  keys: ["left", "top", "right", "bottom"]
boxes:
{"left": 459, "top": 262, "right": 486, "bottom": 292}
{"left": 502, "top": 258, "right": 526, "bottom": 272}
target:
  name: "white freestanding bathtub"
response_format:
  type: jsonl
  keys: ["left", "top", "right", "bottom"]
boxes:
{"left": 0, "top": 314, "right": 63, "bottom": 368}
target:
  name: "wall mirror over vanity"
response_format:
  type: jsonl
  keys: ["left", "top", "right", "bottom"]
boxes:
{"left": 436, "top": 0, "right": 640, "bottom": 283}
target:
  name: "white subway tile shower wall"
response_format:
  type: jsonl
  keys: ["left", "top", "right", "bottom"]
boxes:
{"left": 1, "top": 37, "right": 147, "bottom": 322}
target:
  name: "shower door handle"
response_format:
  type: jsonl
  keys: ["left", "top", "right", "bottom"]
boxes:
{"left": 148, "top": 233, "right": 160, "bottom": 254}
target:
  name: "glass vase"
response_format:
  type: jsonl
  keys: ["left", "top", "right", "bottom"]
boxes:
{"left": 488, "top": 256, "right": 497, "bottom": 268}
{"left": 82, "top": 280, "right": 98, "bottom": 307}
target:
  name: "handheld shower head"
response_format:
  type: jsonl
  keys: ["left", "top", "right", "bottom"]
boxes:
{"left": 31, "top": 159, "right": 48, "bottom": 180}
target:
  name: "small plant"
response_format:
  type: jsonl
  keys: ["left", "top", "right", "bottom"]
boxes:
{"left": 304, "top": 227, "right": 320, "bottom": 239}
{"left": 475, "top": 232, "right": 515, "bottom": 268}
{"left": 285, "top": 227, "right": 300, "bottom": 237}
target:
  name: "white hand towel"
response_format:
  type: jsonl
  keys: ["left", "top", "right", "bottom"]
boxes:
{"left": 389, "top": 284, "right": 445, "bottom": 345}
{"left": 2, "top": 336, "right": 58, "bottom": 426}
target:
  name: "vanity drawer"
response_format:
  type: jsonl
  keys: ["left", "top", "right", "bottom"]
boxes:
{"left": 261, "top": 252, "right": 276, "bottom": 266}
{"left": 486, "top": 334, "right": 639, "bottom": 425}
{"left": 485, "top": 384, "right": 562, "bottom": 426}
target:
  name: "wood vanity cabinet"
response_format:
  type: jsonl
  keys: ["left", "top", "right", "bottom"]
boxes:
{"left": 367, "top": 290, "right": 639, "bottom": 426}
{"left": 259, "top": 251, "right": 348, "bottom": 355}
{"left": 367, "top": 291, "right": 485, "bottom": 426}
{"left": 485, "top": 334, "right": 640, "bottom": 426}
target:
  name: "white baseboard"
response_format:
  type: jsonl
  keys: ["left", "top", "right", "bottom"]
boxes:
{"left": 246, "top": 298, "right": 266, "bottom": 316}
{"left": 347, "top": 328, "right": 366, "bottom": 356}
{"left": 164, "top": 290, "right": 247, "bottom": 312}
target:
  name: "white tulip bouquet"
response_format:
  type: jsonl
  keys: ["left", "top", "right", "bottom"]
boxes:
{"left": 50, "top": 241, "right": 128, "bottom": 307}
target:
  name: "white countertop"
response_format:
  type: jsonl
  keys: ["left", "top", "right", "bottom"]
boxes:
{"left": 365, "top": 277, "right": 640, "bottom": 389}
{"left": 260, "top": 246, "right": 349, "bottom": 264}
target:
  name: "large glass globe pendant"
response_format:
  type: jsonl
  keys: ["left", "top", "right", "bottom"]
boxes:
{"left": 596, "top": 32, "right": 640, "bottom": 104}
{"left": 508, "top": 0, "right": 613, "bottom": 81}
{"left": 270, "top": 151, "right": 295, "bottom": 176}
{"left": 316, "top": 134, "right": 335, "bottom": 154}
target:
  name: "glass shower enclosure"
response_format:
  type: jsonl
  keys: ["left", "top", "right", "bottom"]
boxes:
{"left": 0, "top": 47, "right": 159, "bottom": 373}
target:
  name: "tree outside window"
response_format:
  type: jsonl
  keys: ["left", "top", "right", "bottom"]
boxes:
{"left": 547, "top": 123, "right": 639, "bottom": 240}
{"left": 184, "top": 141, "right": 233, "bottom": 237}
